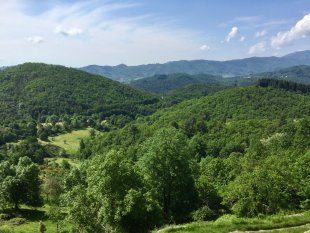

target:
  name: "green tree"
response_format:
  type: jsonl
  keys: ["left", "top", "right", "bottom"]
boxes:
{"left": 0, "top": 157, "right": 42, "bottom": 210}
{"left": 137, "top": 128, "right": 198, "bottom": 223}
{"left": 68, "top": 150, "right": 161, "bottom": 233}
{"left": 222, "top": 155, "right": 298, "bottom": 217}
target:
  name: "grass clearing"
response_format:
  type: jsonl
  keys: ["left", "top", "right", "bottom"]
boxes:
{"left": 155, "top": 211, "right": 310, "bottom": 233}
{"left": 0, "top": 206, "right": 73, "bottom": 233}
{"left": 40, "top": 128, "right": 94, "bottom": 155}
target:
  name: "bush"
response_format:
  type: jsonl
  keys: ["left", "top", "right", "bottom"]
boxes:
{"left": 8, "top": 217, "right": 27, "bottom": 225}
{"left": 192, "top": 206, "right": 216, "bottom": 221}
{"left": 0, "top": 213, "right": 11, "bottom": 220}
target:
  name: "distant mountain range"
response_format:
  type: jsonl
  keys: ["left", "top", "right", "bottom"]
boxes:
{"left": 130, "top": 65, "right": 310, "bottom": 94}
{"left": 80, "top": 50, "right": 310, "bottom": 82}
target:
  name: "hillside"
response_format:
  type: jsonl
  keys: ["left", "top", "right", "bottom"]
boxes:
{"left": 80, "top": 50, "right": 310, "bottom": 82}
{"left": 0, "top": 63, "right": 157, "bottom": 123}
{"left": 87, "top": 85, "right": 310, "bottom": 155}
{"left": 130, "top": 73, "right": 254, "bottom": 94}
{"left": 1, "top": 82, "right": 309, "bottom": 233}
{"left": 0, "top": 63, "right": 158, "bottom": 144}
{"left": 70, "top": 84, "right": 310, "bottom": 232}
{"left": 249, "top": 65, "right": 310, "bottom": 84}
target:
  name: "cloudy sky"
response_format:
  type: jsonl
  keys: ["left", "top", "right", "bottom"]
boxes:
{"left": 1, "top": 0, "right": 310, "bottom": 67}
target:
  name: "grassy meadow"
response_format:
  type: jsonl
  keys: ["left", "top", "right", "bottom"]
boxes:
{"left": 155, "top": 212, "right": 310, "bottom": 233}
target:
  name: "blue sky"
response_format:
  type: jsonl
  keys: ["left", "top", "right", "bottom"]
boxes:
{"left": 1, "top": 0, "right": 310, "bottom": 66}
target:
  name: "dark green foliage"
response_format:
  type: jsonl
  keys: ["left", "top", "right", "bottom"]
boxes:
{"left": 0, "top": 63, "right": 158, "bottom": 144}
{"left": 0, "top": 157, "right": 42, "bottom": 210}
{"left": 7, "top": 137, "right": 48, "bottom": 164}
{"left": 137, "top": 128, "right": 198, "bottom": 223}
{"left": 130, "top": 73, "right": 227, "bottom": 94}
{"left": 257, "top": 78, "right": 310, "bottom": 94}
{"left": 251, "top": 65, "right": 310, "bottom": 85}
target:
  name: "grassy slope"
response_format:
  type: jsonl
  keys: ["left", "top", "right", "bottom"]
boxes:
{"left": 155, "top": 212, "right": 310, "bottom": 233}
{"left": 40, "top": 128, "right": 93, "bottom": 155}
{"left": 0, "top": 206, "right": 72, "bottom": 233}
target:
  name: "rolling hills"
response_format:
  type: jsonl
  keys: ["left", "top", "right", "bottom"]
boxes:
{"left": 129, "top": 73, "right": 253, "bottom": 94}
{"left": 248, "top": 65, "right": 310, "bottom": 84}
{"left": 80, "top": 50, "right": 310, "bottom": 82}
{"left": 77, "top": 83, "right": 310, "bottom": 232}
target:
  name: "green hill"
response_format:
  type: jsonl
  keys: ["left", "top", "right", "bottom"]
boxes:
{"left": 0, "top": 63, "right": 157, "bottom": 122}
{"left": 1, "top": 82, "right": 309, "bottom": 232}
{"left": 249, "top": 65, "right": 310, "bottom": 84}
{"left": 0, "top": 63, "right": 158, "bottom": 144}
{"left": 88, "top": 85, "right": 310, "bottom": 155}
{"left": 69, "top": 84, "right": 310, "bottom": 232}
{"left": 129, "top": 73, "right": 254, "bottom": 94}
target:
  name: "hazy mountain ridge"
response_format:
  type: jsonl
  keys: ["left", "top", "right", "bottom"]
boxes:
{"left": 80, "top": 50, "right": 310, "bottom": 82}
{"left": 248, "top": 65, "right": 310, "bottom": 84}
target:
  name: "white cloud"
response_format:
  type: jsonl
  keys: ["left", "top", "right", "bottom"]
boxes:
{"left": 226, "top": 26, "right": 238, "bottom": 42}
{"left": 199, "top": 44, "right": 210, "bottom": 51}
{"left": 240, "top": 36, "right": 246, "bottom": 42}
{"left": 271, "top": 13, "right": 310, "bottom": 48}
{"left": 255, "top": 30, "right": 266, "bottom": 37}
{"left": 55, "top": 25, "right": 83, "bottom": 36}
{"left": 0, "top": 1, "right": 205, "bottom": 66}
{"left": 248, "top": 41, "right": 266, "bottom": 54}
{"left": 27, "top": 36, "right": 44, "bottom": 43}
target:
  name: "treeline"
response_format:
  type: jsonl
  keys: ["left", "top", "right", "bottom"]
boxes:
{"left": 257, "top": 78, "right": 310, "bottom": 94}
{"left": 130, "top": 73, "right": 254, "bottom": 94}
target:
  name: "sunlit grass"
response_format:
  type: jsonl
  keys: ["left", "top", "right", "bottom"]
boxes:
{"left": 40, "top": 128, "right": 94, "bottom": 155}
{"left": 155, "top": 211, "right": 310, "bottom": 233}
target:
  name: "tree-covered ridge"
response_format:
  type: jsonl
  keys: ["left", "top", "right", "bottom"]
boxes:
{"left": 130, "top": 73, "right": 226, "bottom": 94}
{"left": 66, "top": 85, "right": 310, "bottom": 232}
{"left": 257, "top": 78, "right": 310, "bottom": 94}
{"left": 86, "top": 86, "right": 310, "bottom": 155}
{"left": 0, "top": 63, "right": 157, "bottom": 123}
{"left": 250, "top": 65, "right": 310, "bottom": 85}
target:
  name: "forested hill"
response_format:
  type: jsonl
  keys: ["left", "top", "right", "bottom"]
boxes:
{"left": 87, "top": 85, "right": 310, "bottom": 156}
{"left": 249, "top": 65, "right": 310, "bottom": 84}
{"left": 0, "top": 63, "right": 158, "bottom": 124}
{"left": 74, "top": 84, "right": 310, "bottom": 232}
{"left": 80, "top": 50, "right": 310, "bottom": 82}
{"left": 129, "top": 73, "right": 253, "bottom": 93}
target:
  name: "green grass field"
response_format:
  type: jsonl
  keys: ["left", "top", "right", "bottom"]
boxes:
{"left": 0, "top": 206, "right": 73, "bottom": 233}
{"left": 40, "top": 128, "right": 94, "bottom": 155}
{"left": 155, "top": 212, "right": 310, "bottom": 233}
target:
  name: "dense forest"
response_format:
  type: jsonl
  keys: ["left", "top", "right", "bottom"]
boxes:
{"left": 250, "top": 65, "right": 310, "bottom": 85}
{"left": 0, "top": 63, "right": 309, "bottom": 233}
{"left": 129, "top": 73, "right": 254, "bottom": 94}
{"left": 0, "top": 63, "right": 159, "bottom": 145}
{"left": 39, "top": 85, "right": 310, "bottom": 232}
